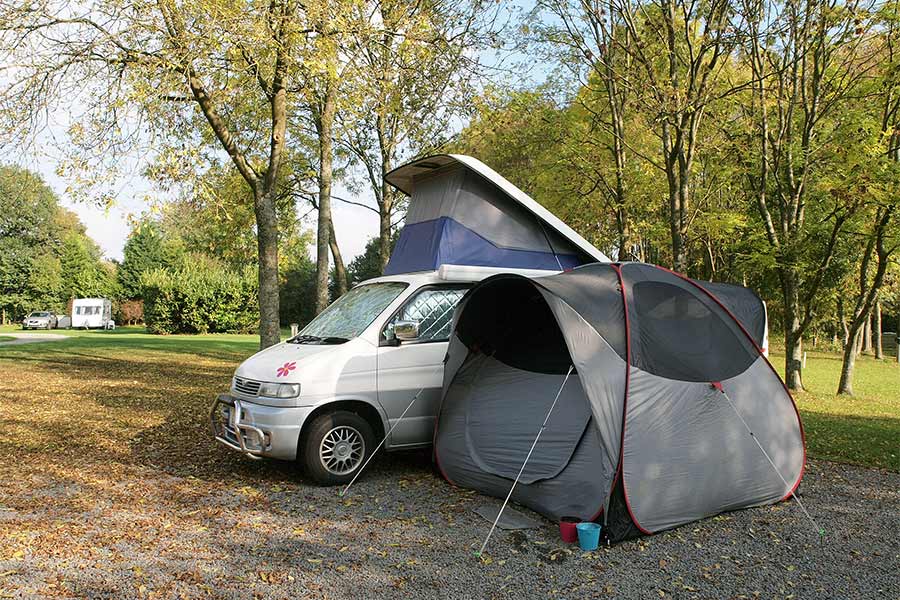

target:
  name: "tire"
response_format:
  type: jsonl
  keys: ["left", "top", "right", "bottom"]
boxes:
{"left": 300, "top": 410, "right": 375, "bottom": 486}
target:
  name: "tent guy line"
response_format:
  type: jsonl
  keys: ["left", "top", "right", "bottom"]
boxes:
{"left": 713, "top": 383, "right": 824, "bottom": 538}
{"left": 476, "top": 365, "right": 574, "bottom": 558}
{"left": 339, "top": 387, "right": 426, "bottom": 498}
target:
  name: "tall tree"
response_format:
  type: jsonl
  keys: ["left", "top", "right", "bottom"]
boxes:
{"left": 119, "top": 221, "right": 170, "bottom": 300}
{"left": 0, "top": 0, "right": 311, "bottom": 349}
{"left": 740, "top": 0, "right": 877, "bottom": 389}
{"left": 595, "top": 0, "right": 743, "bottom": 271}
{"left": 836, "top": 2, "right": 900, "bottom": 392}
{"left": 0, "top": 165, "right": 90, "bottom": 318}
{"left": 837, "top": 207, "right": 897, "bottom": 394}
{"left": 59, "top": 234, "right": 113, "bottom": 299}
{"left": 535, "top": 0, "right": 639, "bottom": 260}
{"left": 341, "top": 0, "right": 493, "bottom": 270}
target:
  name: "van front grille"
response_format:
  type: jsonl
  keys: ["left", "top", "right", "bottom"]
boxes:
{"left": 233, "top": 377, "right": 261, "bottom": 397}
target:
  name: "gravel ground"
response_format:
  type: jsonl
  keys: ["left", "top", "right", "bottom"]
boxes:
{"left": 1, "top": 453, "right": 897, "bottom": 600}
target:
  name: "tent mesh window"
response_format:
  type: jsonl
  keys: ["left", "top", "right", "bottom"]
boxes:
{"left": 630, "top": 280, "right": 757, "bottom": 382}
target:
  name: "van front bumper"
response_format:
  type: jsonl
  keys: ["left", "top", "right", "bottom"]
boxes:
{"left": 209, "top": 394, "right": 311, "bottom": 461}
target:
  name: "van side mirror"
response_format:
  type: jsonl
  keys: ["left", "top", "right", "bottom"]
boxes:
{"left": 394, "top": 320, "right": 420, "bottom": 342}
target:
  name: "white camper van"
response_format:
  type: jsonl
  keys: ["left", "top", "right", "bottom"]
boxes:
{"left": 72, "top": 298, "right": 115, "bottom": 329}
{"left": 210, "top": 155, "right": 610, "bottom": 485}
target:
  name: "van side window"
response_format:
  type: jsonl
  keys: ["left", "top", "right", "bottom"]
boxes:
{"left": 386, "top": 286, "right": 468, "bottom": 343}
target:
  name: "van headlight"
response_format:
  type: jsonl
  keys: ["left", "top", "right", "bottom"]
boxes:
{"left": 258, "top": 382, "right": 301, "bottom": 399}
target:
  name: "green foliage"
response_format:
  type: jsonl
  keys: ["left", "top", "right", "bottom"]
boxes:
{"left": 347, "top": 233, "right": 398, "bottom": 285}
{"left": 279, "top": 254, "right": 317, "bottom": 328}
{"left": 59, "top": 234, "right": 116, "bottom": 300}
{"left": 0, "top": 165, "right": 109, "bottom": 320}
{"left": 141, "top": 256, "right": 259, "bottom": 335}
{"left": 120, "top": 220, "right": 178, "bottom": 300}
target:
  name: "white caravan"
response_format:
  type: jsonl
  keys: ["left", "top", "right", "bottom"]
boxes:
{"left": 210, "top": 155, "right": 610, "bottom": 485}
{"left": 72, "top": 298, "right": 114, "bottom": 329}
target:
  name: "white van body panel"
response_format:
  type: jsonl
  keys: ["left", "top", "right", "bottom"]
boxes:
{"left": 211, "top": 267, "right": 560, "bottom": 461}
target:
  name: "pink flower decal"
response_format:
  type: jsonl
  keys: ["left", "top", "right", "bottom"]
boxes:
{"left": 276, "top": 361, "right": 296, "bottom": 378}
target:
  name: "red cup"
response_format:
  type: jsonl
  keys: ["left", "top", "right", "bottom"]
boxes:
{"left": 559, "top": 516, "right": 580, "bottom": 543}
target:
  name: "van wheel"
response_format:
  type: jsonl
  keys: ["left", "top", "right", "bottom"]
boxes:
{"left": 301, "top": 411, "right": 375, "bottom": 486}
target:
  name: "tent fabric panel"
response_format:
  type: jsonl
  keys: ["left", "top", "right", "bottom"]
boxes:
{"left": 404, "top": 167, "right": 587, "bottom": 256}
{"left": 435, "top": 353, "right": 610, "bottom": 520}
{"left": 539, "top": 291, "right": 626, "bottom": 496}
{"left": 621, "top": 264, "right": 758, "bottom": 382}
{"left": 462, "top": 356, "right": 592, "bottom": 484}
{"left": 384, "top": 154, "right": 611, "bottom": 263}
{"left": 384, "top": 218, "right": 582, "bottom": 276}
{"left": 403, "top": 165, "right": 467, "bottom": 225}
{"left": 692, "top": 280, "right": 767, "bottom": 348}
{"left": 384, "top": 218, "right": 442, "bottom": 274}
{"left": 621, "top": 357, "right": 805, "bottom": 533}
{"left": 537, "top": 264, "right": 627, "bottom": 360}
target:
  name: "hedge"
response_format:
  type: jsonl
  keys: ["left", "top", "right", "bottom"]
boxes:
{"left": 141, "top": 260, "right": 258, "bottom": 334}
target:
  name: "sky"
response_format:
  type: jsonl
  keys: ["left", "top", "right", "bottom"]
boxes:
{"left": 3, "top": 139, "right": 381, "bottom": 263}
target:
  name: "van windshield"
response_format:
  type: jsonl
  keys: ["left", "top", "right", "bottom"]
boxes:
{"left": 296, "top": 282, "right": 408, "bottom": 342}
{"left": 29, "top": 312, "right": 49, "bottom": 317}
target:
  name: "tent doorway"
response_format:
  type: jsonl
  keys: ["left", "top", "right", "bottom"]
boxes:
{"left": 438, "top": 277, "right": 611, "bottom": 520}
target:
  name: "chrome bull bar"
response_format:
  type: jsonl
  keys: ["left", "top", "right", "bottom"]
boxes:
{"left": 209, "top": 394, "right": 267, "bottom": 459}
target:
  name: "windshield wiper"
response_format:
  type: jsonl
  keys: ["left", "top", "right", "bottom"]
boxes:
{"left": 289, "top": 334, "right": 349, "bottom": 345}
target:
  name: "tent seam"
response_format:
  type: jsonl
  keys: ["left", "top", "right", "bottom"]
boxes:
{"left": 612, "top": 263, "right": 653, "bottom": 535}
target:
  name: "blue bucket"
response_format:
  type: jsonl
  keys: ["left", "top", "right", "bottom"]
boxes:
{"left": 576, "top": 522, "right": 602, "bottom": 551}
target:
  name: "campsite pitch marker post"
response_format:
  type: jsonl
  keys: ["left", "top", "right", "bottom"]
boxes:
{"left": 475, "top": 366, "right": 574, "bottom": 558}
{"left": 712, "top": 383, "right": 824, "bottom": 538}
{"left": 340, "top": 388, "right": 426, "bottom": 498}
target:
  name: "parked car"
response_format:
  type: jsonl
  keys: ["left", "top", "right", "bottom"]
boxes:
{"left": 22, "top": 311, "right": 57, "bottom": 330}
{"left": 72, "top": 298, "right": 115, "bottom": 329}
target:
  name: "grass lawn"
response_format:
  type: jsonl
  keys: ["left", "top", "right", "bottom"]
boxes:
{"left": 769, "top": 347, "right": 899, "bottom": 471}
{"left": 0, "top": 326, "right": 896, "bottom": 471}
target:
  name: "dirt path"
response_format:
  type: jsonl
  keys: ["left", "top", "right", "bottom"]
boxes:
{"left": 0, "top": 333, "right": 67, "bottom": 346}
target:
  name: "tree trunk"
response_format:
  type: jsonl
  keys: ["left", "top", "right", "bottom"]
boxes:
{"left": 785, "top": 328, "right": 804, "bottom": 391}
{"left": 837, "top": 329, "right": 860, "bottom": 395}
{"left": 315, "top": 79, "right": 337, "bottom": 314}
{"left": 783, "top": 278, "right": 804, "bottom": 391}
{"left": 837, "top": 296, "right": 849, "bottom": 346}
{"left": 838, "top": 207, "right": 894, "bottom": 391}
{"left": 254, "top": 187, "right": 281, "bottom": 349}
{"left": 378, "top": 199, "right": 392, "bottom": 273}
{"left": 863, "top": 311, "right": 873, "bottom": 353}
{"left": 329, "top": 220, "right": 348, "bottom": 296}
{"left": 874, "top": 301, "right": 883, "bottom": 359}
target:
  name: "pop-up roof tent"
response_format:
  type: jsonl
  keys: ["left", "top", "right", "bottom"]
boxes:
{"left": 383, "top": 155, "right": 610, "bottom": 275}
{"left": 434, "top": 263, "right": 804, "bottom": 541}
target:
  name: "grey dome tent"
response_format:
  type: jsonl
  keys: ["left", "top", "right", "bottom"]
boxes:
{"left": 434, "top": 262, "right": 805, "bottom": 541}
